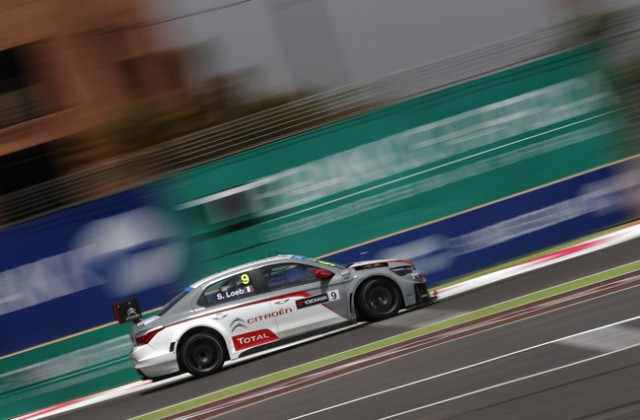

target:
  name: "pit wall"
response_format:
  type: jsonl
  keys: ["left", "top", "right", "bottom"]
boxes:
{"left": 157, "top": 44, "right": 628, "bottom": 280}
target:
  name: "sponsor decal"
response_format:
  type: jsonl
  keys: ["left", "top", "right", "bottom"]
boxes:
{"left": 215, "top": 285, "right": 254, "bottom": 302}
{"left": 328, "top": 289, "right": 340, "bottom": 302}
{"left": 232, "top": 329, "right": 278, "bottom": 351}
{"left": 296, "top": 289, "right": 340, "bottom": 309}
{"left": 296, "top": 294, "right": 329, "bottom": 309}
{"left": 240, "top": 273, "right": 251, "bottom": 285}
{"left": 230, "top": 317, "right": 248, "bottom": 333}
{"left": 247, "top": 307, "right": 292, "bottom": 324}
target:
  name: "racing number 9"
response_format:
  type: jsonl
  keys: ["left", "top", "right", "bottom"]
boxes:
{"left": 240, "top": 273, "right": 251, "bottom": 285}
{"left": 328, "top": 289, "right": 340, "bottom": 301}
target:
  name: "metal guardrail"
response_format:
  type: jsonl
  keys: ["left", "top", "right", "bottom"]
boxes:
{"left": 0, "top": 22, "right": 611, "bottom": 226}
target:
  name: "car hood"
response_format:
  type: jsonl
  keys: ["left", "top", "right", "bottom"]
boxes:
{"left": 348, "top": 259, "right": 395, "bottom": 269}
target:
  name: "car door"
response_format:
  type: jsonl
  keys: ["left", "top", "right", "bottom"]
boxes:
{"left": 262, "top": 262, "right": 348, "bottom": 340}
{"left": 196, "top": 270, "right": 281, "bottom": 355}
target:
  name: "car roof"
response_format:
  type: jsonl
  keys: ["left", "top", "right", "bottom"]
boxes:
{"left": 189, "top": 254, "right": 305, "bottom": 288}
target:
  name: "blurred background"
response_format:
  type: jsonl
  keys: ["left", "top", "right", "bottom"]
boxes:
{"left": 4, "top": 0, "right": 640, "bottom": 376}
{"left": 3, "top": 0, "right": 640, "bottom": 224}
{"left": 7, "top": 1, "right": 640, "bottom": 417}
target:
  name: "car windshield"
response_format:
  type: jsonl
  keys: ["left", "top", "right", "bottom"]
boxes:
{"left": 158, "top": 288, "right": 190, "bottom": 316}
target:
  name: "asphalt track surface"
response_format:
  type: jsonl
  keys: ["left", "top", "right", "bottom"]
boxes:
{"left": 214, "top": 274, "right": 640, "bottom": 420}
{"left": 64, "top": 237, "right": 640, "bottom": 420}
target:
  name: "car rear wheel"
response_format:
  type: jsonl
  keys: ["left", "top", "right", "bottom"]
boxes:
{"left": 356, "top": 277, "right": 402, "bottom": 321}
{"left": 180, "top": 333, "right": 225, "bottom": 377}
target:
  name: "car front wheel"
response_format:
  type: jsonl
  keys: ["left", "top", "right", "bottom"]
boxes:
{"left": 356, "top": 277, "right": 402, "bottom": 321}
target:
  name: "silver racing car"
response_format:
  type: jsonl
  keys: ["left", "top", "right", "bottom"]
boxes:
{"left": 122, "top": 255, "right": 432, "bottom": 379}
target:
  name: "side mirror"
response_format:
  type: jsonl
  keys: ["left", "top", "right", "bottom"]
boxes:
{"left": 113, "top": 297, "right": 142, "bottom": 324}
{"left": 313, "top": 268, "right": 334, "bottom": 280}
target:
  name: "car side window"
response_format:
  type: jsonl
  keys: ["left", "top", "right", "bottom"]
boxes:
{"left": 264, "top": 263, "right": 317, "bottom": 290}
{"left": 198, "top": 272, "right": 257, "bottom": 307}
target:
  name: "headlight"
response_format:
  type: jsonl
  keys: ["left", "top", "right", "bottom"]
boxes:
{"left": 390, "top": 266, "right": 414, "bottom": 276}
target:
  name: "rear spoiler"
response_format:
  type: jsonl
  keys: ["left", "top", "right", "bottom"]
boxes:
{"left": 112, "top": 297, "right": 142, "bottom": 324}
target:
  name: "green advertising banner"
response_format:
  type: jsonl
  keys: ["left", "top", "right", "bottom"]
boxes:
{"left": 156, "top": 45, "right": 626, "bottom": 278}
{"left": 0, "top": 44, "right": 631, "bottom": 419}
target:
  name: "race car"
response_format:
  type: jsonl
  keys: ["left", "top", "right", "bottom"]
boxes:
{"left": 120, "top": 255, "right": 432, "bottom": 379}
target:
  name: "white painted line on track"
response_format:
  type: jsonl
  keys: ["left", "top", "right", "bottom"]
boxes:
{"left": 375, "top": 341, "right": 640, "bottom": 420}
{"left": 436, "top": 227, "right": 640, "bottom": 301}
{"left": 129, "top": 276, "right": 640, "bottom": 420}
{"left": 561, "top": 325, "right": 640, "bottom": 353}
{"left": 288, "top": 313, "right": 640, "bottom": 420}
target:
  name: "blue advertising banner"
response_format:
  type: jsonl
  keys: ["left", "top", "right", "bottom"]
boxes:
{"left": 0, "top": 187, "right": 189, "bottom": 356}
{"left": 327, "top": 161, "right": 637, "bottom": 285}
{"left": 2, "top": 158, "right": 637, "bottom": 357}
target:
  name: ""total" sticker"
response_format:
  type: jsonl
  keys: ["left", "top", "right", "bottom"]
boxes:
{"left": 232, "top": 329, "right": 279, "bottom": 351}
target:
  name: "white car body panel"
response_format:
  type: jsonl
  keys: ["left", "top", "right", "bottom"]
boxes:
{"left": 128, "top": 255, "right": 430, "bottom": 378}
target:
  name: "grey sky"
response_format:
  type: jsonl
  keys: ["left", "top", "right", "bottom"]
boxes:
{"left": 146, "top": 0, "right": 639, "bottom": 95}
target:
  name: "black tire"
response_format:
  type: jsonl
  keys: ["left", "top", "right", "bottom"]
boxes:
{"left": 356, "top": 277, "right": 402, "bottom": 321}
{"left": 179, "top": 332, "right": 225, "bottom": 377}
